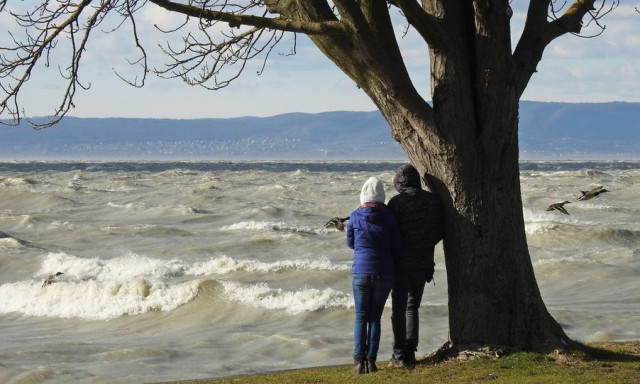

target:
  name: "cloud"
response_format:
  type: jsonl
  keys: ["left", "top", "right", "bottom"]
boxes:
{"left": 3, "top": 1, "right": 639, "bottom": 119}
{"left": 523, "top": 56, "right": 639, "bottom": 102}
{"left": 141, "top": 4, "right": 187, "bottom": 26}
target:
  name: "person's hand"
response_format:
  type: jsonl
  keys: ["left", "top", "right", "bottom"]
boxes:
{"left": 324, "top": 217, "right": 348, "bottom": 231}
{"left": 425, "top": 265, "right": 435, "bottom": 283}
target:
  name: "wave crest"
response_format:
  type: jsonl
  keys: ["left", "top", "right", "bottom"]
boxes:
{"left": 220, "top": 281, "right": 353, "bottom": 315}
{"left": 0, "top": 278, "right": 200, "bottom": 320}
{"left": 189, "top": 255, "right": 348, "bottom": 275}
{"left": 222, "top": 220, "right": 329, "bottom": 235}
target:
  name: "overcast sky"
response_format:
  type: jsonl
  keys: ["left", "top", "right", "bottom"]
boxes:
{"left": 3, "top": 3, "right": 639, "bottom": 119}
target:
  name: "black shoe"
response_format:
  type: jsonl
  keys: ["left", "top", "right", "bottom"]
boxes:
{"left": 367, "top": 358, "right": 378, "bottom": 372}
{"left": 406, "top": 350, "right": 417, "bottom": 365}
{"left": 354, "top": 356, "right": 366, "bottom": 374}
{"left": 388, "top": 356, "right": 409, "bottom": 368}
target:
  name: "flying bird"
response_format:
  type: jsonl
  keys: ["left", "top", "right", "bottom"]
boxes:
{"left": 42, "top": 272, "right": 64, "bottom": 287}
{"left": 546, "top": 201, "right": 571, "bottom": 215}
{"left": 577, "top": 186, "right": 609, "bottom": 201}
{"left": 324, "top": 217, "right": 349, "bottom": 231}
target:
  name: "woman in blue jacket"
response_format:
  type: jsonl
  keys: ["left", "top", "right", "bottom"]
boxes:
{"left": 347, "top": 177, "right": 401, "bottom": 374}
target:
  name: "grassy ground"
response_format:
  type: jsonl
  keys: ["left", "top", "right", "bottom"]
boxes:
{"left": 160, "top": 342, "right": 640, "bottom": 384}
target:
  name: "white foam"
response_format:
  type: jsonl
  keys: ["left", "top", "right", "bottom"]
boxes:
{"left": 525, "top": 221, "right": 559, "bottom": 235}
{"left": 107, "top": 201, "right": 138, "bottom": 210}
{"left": 587, "top": 331, "right": 616, "bottom": 342}
{"left": 0, "top": 252, "right": 352, "bottom": 320}
{"left": 522, "top": 207, "right": 582, "bottom": 235}
{"left": 0, "top": 278, "right": 199, "bottom": 320}
{"left": 221, "top": 220, "right": 328, "bottom": 235}
{"left": 0, "top": 177, "right": 34, "bottom": 186}
{"left": 0, "top": 237, "right": 22, "bottom": 248}
{"left": 0, "top": 252, "right": 201, "bottom": 320}
{"left": 38, "top": 252, "right": 187, "bottom": 283}
{"left": 533, "top": 255, "right": 598, "bottom": 266}
{"left": 220, "top": 281, "right": 353, "bottom": 315}
{"left": 576, "top": 202, "right": 615, "bottom": 211}
{"left": 188, "top": 255, "right": 349, "bottom": 275}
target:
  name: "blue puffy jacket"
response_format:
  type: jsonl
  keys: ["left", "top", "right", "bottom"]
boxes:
{"left": 346, "top": 202, "right": 402, "bottom": 276}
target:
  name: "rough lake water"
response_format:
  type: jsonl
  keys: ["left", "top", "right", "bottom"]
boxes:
{"left": 0, "top": 161, "right": 638, "bottom": 383}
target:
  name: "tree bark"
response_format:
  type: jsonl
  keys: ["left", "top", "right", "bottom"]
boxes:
{"left": 372, "top": 82, "right": 572, "bottom": 352}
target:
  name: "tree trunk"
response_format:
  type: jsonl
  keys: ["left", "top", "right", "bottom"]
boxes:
{"left": 412, "top": 118, "right": 571, "bottom": 352}
{"left": 375, "top": 69, "right": 573, "bottom": 354}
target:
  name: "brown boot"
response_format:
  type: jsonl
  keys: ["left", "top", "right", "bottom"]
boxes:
{"left": 367, "top": 357, "right": 378, "bottom": 372}
{"left": 353, "top": 356, "right": 366, "bottom": 374}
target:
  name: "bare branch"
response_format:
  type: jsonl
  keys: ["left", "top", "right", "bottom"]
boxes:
{"left": 392, "top": 0, "right": 446, "bottom": 49}
{"left": 148, "top": 0, "right": 342, "bottom": 35}
{"left": 513, "top": 0, "right": 617, "bottom": 98}
{"left": 1, "top": 1, "right": 346, "bottom": 126}
{"left": 144, "top": 1, "right": 343, "bottom": 93}
{"left": 154, "top": 19, "right": 287, "bottom": 90}
{"left": 548, "top": 0, "right": 618, "bottom": 37}
{"left": 0, "top": 0, "right": 97, "bottom": 127}
{"left": 112, "top": 0, "right": 149, "bottom": 88}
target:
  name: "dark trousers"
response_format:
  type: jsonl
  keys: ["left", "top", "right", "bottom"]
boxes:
{"left": 391, "top": 268, "right": 427, "bottom": 360}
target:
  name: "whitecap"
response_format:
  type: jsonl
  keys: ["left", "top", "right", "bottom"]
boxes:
{"left": 0, "top": 237, "right": 22, "bottom": 248}
{"left": 525, "top": 221, "right": 559, "bottom": 235}
{"left": 257, "top": 183, "right": 286, "bottom": 191}
{"left": 20, "top": 214, "right": 35, "bottom": 228}
{"left": 188, "top": 255, "right": 349, "bottom": 275}
{"left": 0, "top": 177, "right": 36, "bottom": 187}
{"left": 0, "top": 278, "right": 200, "bottom": 320}
{"left": 523, "top": 207, "right": 568, "bottom": 234}
{"left": 107, "top": 201, "right": 203, "bottom": 216}
{"left": 156, "top": 169, "right": 200, "bottom": 177}
{"left": 38, "top": 252, "right": 188, "bottom": 283}
{"left": 533, "top": 255, "right": 598, "bottom": 266}
{"left": 586, "top": 331, "right": 615, "bottom": 342}
{"left": 1, "top": 251, "right": 202, "bottom": 321}
{"left": 221, "top": 220, "right": 327, "bottom": 235}
{"left": 220, "top": 281, "right": 353, "bottom": 315}
{"left": 575, "top": 202, "right": 615, "bottom": 211}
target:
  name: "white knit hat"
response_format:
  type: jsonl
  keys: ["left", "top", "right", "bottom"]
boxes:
{"left": 360, "top": 177, "right": 385, "bottom": 204}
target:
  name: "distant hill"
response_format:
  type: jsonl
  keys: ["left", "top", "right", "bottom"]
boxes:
{"left": 518, "top": 102, "right": 640, "bottom": 159}
{"left": 1, "top": 101, "right": 639, "bottom": 160}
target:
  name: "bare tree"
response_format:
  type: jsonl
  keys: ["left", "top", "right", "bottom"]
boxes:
{"left": 0, "top": 0, "right": 620, "bottom": 354}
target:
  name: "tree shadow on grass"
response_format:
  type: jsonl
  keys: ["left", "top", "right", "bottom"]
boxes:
{"left": 577, "top": 342, "right": 640, "bottom": 362}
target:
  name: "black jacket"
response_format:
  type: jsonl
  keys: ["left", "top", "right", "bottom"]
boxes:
{"left": 388, "top": 164, "right": 445, "bottom": 271}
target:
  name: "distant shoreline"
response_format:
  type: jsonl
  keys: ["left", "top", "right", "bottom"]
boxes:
{"left": 3, "top": 103, "right": 639, "bottom": 160}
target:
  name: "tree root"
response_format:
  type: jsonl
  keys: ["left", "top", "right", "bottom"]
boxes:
{"left": 418, "top": 340, "right": 640, "bottom": 366}
{"left": 418, "top": 341, "right": 522, "bottom": 365}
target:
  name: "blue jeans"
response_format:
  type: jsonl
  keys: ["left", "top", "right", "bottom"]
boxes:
{"left": 352, "top": 274, "right": 393, "bottom": 359}
{"left": 391, "top": 268, "right": 427, "bottom": 360}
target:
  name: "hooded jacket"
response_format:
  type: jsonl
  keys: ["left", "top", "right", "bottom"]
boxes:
{"left": 347, "top": 177, "right": 402, "bottom": 276}
{"left": 388, "top": 164, "right": 444, "bottom": 271}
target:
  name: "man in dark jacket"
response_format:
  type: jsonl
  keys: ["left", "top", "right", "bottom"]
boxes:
{"left": 387, "top": 164, "right": 445, "bottom": 367}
